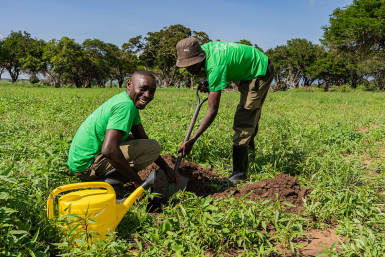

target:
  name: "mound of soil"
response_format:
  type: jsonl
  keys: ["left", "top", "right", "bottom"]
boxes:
{"left": 137, "top": 154, "right": 311, "bottom": 213}
{"left": 211, "top": 173, "right": 312, "bottom": 213}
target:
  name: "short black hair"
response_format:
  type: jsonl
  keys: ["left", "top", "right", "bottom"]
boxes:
{"left": 131, "top": 70, "right": 156, "bottom": 81}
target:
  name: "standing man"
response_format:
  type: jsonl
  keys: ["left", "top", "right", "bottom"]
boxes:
{"left": 176, "top": 38, "right": 275, "bottom": 185}
{"left": 68, "top": 70, "right": 178, "bottom": 198}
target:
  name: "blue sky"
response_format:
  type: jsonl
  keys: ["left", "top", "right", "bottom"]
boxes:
{"left": 0, "top": 0, "right": 352, "bottom": 78}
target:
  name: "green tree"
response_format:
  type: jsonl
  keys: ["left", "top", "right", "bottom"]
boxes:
{"left": 110, "top": 46, "right": 140, "bottom": 88}
{"left": 235, "top": 39, "right": 264, "bottom": 52}
{"left": 82, "top": 39, "right": 117, "bottom": 87}
{"left": 265, "top": 45, "right": 289, "bottom": 91}
{"left": 0, "top": 39, "right": 5, "bottom": 80}
{"left": 43, "top": 39, "right": 66, "bottom": 87}
{"left": 308, "top": 51, "right": 365, "bottom": 90}
{"left": 20, "top": 39, "right": 46, "bottom": 84}
{"left": 1, "top": 31, "right": 38, "bottom": 83}
{"left": 266, "top": 39, "right": 324, "bottom": 89}
{"left": 286, "top": 38, "right": 324, "bottom": 87}
{"left": 124, "top": 24, "right": 210, "bottom": 88}
{"left": 235, "top": 39, "right": 253, "bottom": 46}
{"left": 43, "top": 37, "right": 88, "bottom": 88}
{"left": 322, "top": 0, "right": 385, "bottom": 90}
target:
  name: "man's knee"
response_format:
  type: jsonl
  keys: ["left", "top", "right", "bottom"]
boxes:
{"left": 232, "top": 130, "right": 253, "bottom": 147}
{"left": 147, "top": 139, "right": 161, "bottom": 155}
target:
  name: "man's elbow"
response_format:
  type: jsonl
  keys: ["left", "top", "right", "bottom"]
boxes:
{"left": 101, "top": 146, "right": 117, "bottom": 161}
{"left": 209, "top": 106, "right": 219, "bottom": 116}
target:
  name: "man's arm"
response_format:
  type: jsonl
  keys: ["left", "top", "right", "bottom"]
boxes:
{"left": 130, "top": 124, "right": 149, "bottom": 140}
{"left": 101, "top": 129, "right": 143, "bottom": 188}
{"left": 131, "top": 124, "right": 178, "bottom": 184}
{"left": 178, "top": 90, "right": 221, "bottom": 157}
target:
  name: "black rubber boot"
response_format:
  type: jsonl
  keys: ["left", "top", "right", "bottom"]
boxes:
{"left": 225, "top": 139, "right": 255, "bottom": 170}
{"left": 113, "top": 185, "right": 130, "bottom": 201}
{"left": 97, "top": 168, "right": 130, "bottom": 187}
{"left": 248, "top": 138, "right": 255, "bottom": 152}
{"left": 220, "top": 145, "right": 248, "bottom": 186}
{"left": 97, "top": 168, "right": 131, "bottom": 201}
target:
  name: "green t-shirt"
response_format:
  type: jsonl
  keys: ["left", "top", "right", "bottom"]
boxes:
{"left": 68, "top": 91, "right": 141, "bottom": 172}
{"left": 201, "top": 41, "right": 269, "bottom": 92}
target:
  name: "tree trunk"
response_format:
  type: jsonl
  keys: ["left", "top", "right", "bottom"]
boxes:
{"left": 73, "top": 77, "right": 83, "bottom": 88}
{"left": 118, "top": 77, "right": 124, "bottom": 88}
{"left": 162, "top": 66, "right": 178, "bottom": 88}
{"left": 55, "top": 76, "right": 61, "bottom": 88}
{"left": 7, "top": 67, "right": 20, "bottom": 83}
{"left": 190, "top": 76, "right": 194, "bottom": 89}
{"left": 174, "top": 80, "right": 181, "bottom": 88}
{"left": 378, "top": 76, "right": 384, "bottom": 91}
{"left": 293, "top": 71, "right": 300, "bottom": 88}
{"left": 163, "top": 69, "right": 170, "bottom": 88}
{"left": 30, "top": 73, "right": 38, "bottom": 84}
{"left": 0, "top": 67, "right": 4, "bottom": 80}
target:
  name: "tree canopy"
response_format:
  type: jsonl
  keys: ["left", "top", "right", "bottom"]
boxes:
{"left": 322, "top": 0, "right": 385, "bottom": 89}
{"left": 1, "top": 31, "right": 40, "bottom": 83}
{"left": 124, "top": 24, "right": 211, "bottom": 88}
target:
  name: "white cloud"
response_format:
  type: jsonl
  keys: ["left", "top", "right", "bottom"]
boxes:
{"left": 310, "top": 0, "right": 315, "bottom": 7}
{"left": 0, "top": 34, "right": 3, "bottom": 40}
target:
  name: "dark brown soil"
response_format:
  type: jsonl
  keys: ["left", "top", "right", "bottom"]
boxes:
{"left": 137, "top": 154, "right": 311, "bottom": 213}
{"left": 211, "top": 173, "right": 312, "bottom": 213}
{"left": 138, "top": 154, "right": 221, "bottom": 197}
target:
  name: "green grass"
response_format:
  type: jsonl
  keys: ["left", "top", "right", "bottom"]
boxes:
{"left": 0, "top": 82, "right": 384, "bottom": 256}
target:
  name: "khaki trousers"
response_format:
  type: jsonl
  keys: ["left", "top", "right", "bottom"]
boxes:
{"left": 73, "top": 134, "right": 161, "bottom": 181}
{"left": 232, "top": 60, "right": 275, "bottom": 147}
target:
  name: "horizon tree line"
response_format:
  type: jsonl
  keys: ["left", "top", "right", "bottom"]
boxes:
{"left": 0, "top": 0, "right": 384, "bottom": 90}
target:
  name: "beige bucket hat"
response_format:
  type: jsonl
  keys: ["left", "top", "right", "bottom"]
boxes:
{"left": 176, "top": 38, "right": 206, "bottom": 67}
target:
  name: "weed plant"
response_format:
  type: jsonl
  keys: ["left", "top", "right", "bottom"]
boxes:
{"left": 0, "top": 82, "right": 384, "bottom": 256}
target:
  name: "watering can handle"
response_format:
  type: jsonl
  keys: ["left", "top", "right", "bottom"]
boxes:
{"left": 46, "top": 182, "right": 115, "bottom": 219}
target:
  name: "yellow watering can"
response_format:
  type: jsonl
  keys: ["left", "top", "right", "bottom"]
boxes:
{"left": 47, "top": 170, "right": 156, "bottom": 242}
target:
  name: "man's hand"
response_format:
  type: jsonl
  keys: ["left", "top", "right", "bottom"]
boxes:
{"left": 198, "top": 81, "right": 209, "bottom": 93}
{"left": 164, "top": 166, "right": 179, "bottom": 185}
{"left": 178, "top": 138, "right": 196, "bottom": 157}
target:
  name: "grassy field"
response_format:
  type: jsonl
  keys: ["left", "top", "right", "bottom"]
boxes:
{"left": 0, "top": 81, "right": 384, "bottom": 256}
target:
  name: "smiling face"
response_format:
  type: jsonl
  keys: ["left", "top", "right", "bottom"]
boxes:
{"left": 126, "top": 74, "right": 156, "bottom": 110}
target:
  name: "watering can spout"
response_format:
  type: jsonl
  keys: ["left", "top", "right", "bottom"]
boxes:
{"left": 116, "top": 169, "right": 156, "bottom": 225}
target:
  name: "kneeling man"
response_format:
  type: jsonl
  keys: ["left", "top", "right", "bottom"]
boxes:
{"left": 68, "top": 70, "right": 178, "bottom": 197}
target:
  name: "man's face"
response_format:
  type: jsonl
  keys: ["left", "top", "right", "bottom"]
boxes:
{"left": 126, "top": 75, "right": 156, "bottom": 110}
{"left": 186, "top": 61, "right": 204, "bottom": 75}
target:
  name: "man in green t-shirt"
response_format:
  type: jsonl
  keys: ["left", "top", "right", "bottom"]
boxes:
{"left": 175, "top": 38, "right": 275, "bottom": 185}
{"left": 68, "top": 70, "right": 178, "bottom": 197}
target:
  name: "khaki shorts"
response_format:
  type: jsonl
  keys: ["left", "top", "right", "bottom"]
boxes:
{"left": 232, "top": 60, "right": 275, "bottom": 146}
{"left": 73, "top": 134, "right": 161, "bottom": 181}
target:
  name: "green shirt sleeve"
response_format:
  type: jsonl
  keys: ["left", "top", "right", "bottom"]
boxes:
{"left": 207, "top": 65, "right": 228, "bottom": 92}
{"left": 106, "top": 102, "right": 140, "bottom": 135}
